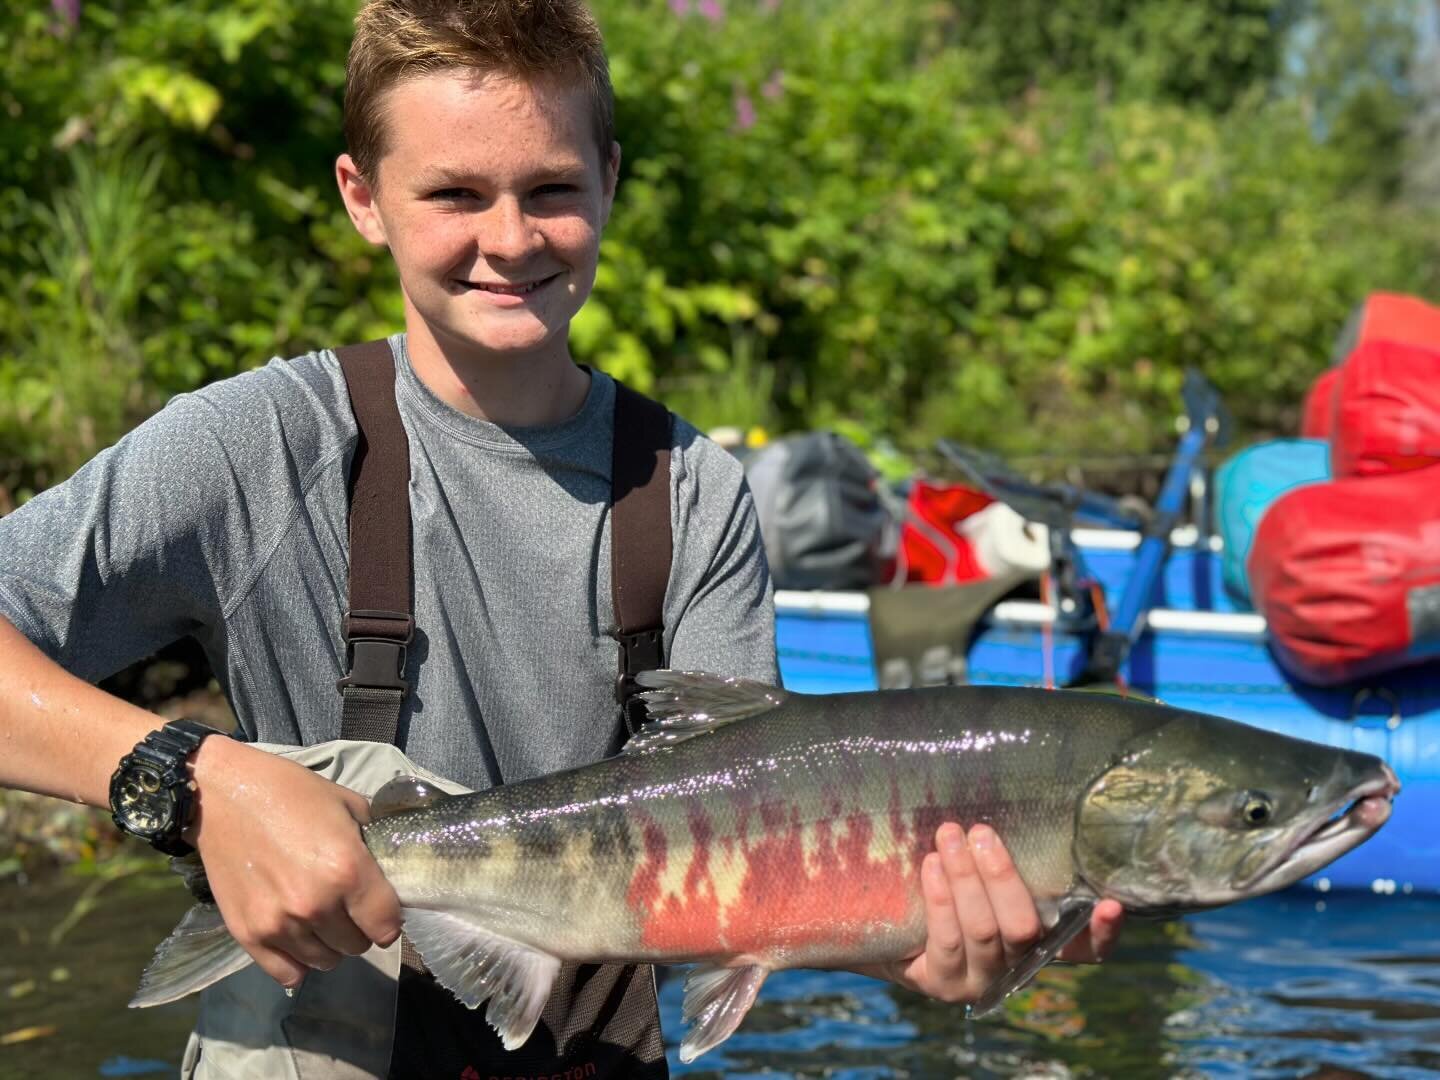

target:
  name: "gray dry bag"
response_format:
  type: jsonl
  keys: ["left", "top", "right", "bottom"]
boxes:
{"left": 743, "top": 432, "right": 893, "bottom": 590}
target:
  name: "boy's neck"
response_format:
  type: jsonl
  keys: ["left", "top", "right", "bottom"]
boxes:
{"left": 403, "top": 322, "right": 592, "bottom": 428}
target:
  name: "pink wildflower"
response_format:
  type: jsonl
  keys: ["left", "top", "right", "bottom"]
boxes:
{"left": 51, "top": 0, "right": 80, "bottom": 26}
{"left": 698, "top": 0, "right": 724, "bottom": 22}
{"left": 733, "top": 88, "right": 756, "bottom": 132}
{"left": 762, "top": 69, "right": 785, "bottom": 100}
{"left": 668, "top": 0, "right": 690, "bottom": 15}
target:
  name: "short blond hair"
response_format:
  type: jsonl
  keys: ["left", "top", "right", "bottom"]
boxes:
{"left": 344, "top": 0, "right": 615, "bottom": 181}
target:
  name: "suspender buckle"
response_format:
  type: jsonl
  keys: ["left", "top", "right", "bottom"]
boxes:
{"left": 338, "top": 610, "right": 414, "bottom": 693}
{"left": 614, "top": 627, "right": 664, "bottom": 706}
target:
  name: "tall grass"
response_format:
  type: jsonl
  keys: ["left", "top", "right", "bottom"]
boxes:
{"left": 1, "top": 150, "right": 164, "bottom": 494}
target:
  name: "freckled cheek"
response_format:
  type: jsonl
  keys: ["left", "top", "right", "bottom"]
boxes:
{"left": 544, "top": 221, "right": 602, "bottom": 268}
{"left": 409, "top": 223, "right": 480, "bottom": 267}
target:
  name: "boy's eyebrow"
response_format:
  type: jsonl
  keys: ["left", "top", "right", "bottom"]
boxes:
{"left": 409, "top": 161, "right": 594, "bottom": 189}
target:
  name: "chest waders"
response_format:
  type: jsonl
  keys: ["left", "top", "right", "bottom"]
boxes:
{"left": 333, "top": 340, "right": 674, "bottom": 1079}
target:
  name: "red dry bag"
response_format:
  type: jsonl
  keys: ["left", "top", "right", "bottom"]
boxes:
{"left": 1332, "top": 292, "right": 1440, "bottom": 361}
{"left": 1248, "top": 466, "right": 1440, "bottom": 686}
{"left": 1300, "top": 367, "right": 1342, "bottom": 440}
{"left": 893, "top": 480, "right": 992, "bottom": 585}
{"left": 1331, "top": 340, "right": 1440, "bottom": 478}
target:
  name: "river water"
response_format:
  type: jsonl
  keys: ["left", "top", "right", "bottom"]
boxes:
{"left": 3, "top": 874, "right": 1437, "bottom": 1078}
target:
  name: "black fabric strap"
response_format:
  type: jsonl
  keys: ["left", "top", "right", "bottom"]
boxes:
{"left": 610, "top": 381, "right": 673, "bottom": 733}
{"left": 335, "top": 340, "right": 413, "bottom": 745}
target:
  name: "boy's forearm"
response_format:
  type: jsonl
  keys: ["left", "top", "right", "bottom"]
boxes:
{"left": 0, "top": 614, "right": 164, "bottom": 807}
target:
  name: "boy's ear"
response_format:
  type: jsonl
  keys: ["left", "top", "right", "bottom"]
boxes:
{"left": 336, "top": 153, "right": 388, "bottom": 246}
{"left": 602, "top": 141, "right": 622, "bottom": 225}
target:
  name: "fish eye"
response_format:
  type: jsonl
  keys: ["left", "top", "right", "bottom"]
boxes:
{"left": 1240, "top": 791, "right": 1273, "bottom": 827}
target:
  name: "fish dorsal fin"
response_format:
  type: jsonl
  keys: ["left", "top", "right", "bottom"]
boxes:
{"left": 624, "top": 670, "right": 789, "bottom": 756}
{"left": 371, "top": 775, "right": 449, "bottom": 818}
{"left": 678, "top": 963, "right": 769, "bottom": 1063}
{"left": 1067, "top": 682, "right": 1166, "bottom": 706}
{"left": 969, "top": 892, "right": 1096, "bottom": 1018}
{"left": 401, "top": 908, "right": 561, "bottom": 1051}
{"left": 130, "top": 902, "right": 253, "bottom": 1008}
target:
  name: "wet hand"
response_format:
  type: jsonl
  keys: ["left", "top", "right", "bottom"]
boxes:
{"left": 186, "top": 739, "right": 404, "bottom": 991}
{"left": 863, "top": 823, "right": 1125, "bottom": 1004}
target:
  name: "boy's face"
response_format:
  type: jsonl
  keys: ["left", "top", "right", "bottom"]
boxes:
{"left": 338, "top": 69, "right": 618, "bottom": 367}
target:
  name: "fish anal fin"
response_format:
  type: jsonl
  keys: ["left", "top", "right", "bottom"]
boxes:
{"left": 626, "top": 671, "right": 789, "bottom": 756}
{"left": 678, "top": 963, "right": 768, "bottom": 1063}
{"left": 402, "top": 908, "right": 561, "bottom": 1051}
{"left": 371, "top": 775, "right": 450, "bottom": 818}
{"left": 970, "top": 895, "right": 1095, "bottom": 1018}
{"left": 130, "top": 902, "right": 253, "bottom": 1008}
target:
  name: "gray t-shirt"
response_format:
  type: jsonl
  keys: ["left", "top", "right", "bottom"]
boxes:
{"left": 0, "top": 334, "right": 778, "bottom": 787}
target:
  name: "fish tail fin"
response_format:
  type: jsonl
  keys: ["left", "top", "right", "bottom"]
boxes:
{"left": 129, "top": 902, "right": 254, "bottom": 1008}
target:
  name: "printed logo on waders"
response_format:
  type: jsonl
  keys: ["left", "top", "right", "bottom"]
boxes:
{"left": 462, "top": 1063, "right": 598, "bottom": 1080}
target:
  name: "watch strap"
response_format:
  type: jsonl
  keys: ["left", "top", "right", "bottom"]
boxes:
{"left": 149, "top": 717, "right": 220, "bottom": 759}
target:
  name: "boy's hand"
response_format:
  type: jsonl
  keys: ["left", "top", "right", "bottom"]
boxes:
{"left": 186, "top": 739, "right": 403, "bottom": 990}
{"left": 859, "top": 823, "right": 1125, "bottom": 1004}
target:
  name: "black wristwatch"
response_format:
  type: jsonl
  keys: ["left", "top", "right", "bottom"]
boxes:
{"left": 109, "top": 718, "right": 225, "bottom": 857}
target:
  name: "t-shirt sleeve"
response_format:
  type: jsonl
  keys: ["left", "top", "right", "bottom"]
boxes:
{"left": 0, "top": 357, "right": 347, "bottom": 682}
{"left": 662, "top": 423, "right": 779, "bottom": 686}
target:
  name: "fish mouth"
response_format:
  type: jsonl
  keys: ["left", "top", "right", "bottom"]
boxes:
{"left": 1233, "top": 765, "right": 1400, "bottom": 895}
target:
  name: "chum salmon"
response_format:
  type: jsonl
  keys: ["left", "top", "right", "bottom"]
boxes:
{"left": 131, "top": 671, "right": 1398, "bottom": 1062}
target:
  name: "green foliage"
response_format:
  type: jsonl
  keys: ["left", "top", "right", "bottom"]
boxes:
{"left": 938, "top": 0, "right": 1291, "bottom": 112}
{"left": 0, "top": 0, "right": 397, "bottom": 497}
{"left": 594, "top": 0, "right": 1437, "bottom": 454}
{"left": 3, "top": 148, "right": 160, "bottom": 484}
{"left": 1280, "top": 0, "right": 1422, "bottom": 197}
{"left": 0, "top": 0, "right": 1436, "bottom": 499}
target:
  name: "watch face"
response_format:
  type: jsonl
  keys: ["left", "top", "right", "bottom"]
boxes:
{"left": 112, "top": 762, "right": 179, "bottom": 836}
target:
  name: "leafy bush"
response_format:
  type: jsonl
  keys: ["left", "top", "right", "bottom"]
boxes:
{"left": 595, "top": 0, "right": 1437, "bottom": 454}
{"left": 0, "top": 0, "right": 1435, "bottom": 501}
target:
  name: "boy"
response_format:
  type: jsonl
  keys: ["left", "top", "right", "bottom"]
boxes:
{"left": 0, "top": 0, "right": 1122, "bottom": 1076}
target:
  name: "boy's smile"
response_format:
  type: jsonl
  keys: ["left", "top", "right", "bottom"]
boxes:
{"left": 454, "top": 272, "right": 561, "bottom": 303}
{"left": 337, "top": 68, "right": 618, "bottom": 413}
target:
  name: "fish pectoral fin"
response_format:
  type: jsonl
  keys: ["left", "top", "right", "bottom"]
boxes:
{"left": 130, "top": 902, "right": 253, "bottom": 1008}
{"left": 626, "top": 671, "right": 789, "bottom": 755}
{"left": 970, "top": 895, "right": 1096, "bottom": 1018}
{"left": 402, "top": 909, "right": 561, "bottom": 1051}
{"left": 371, "top": 775, "right": 451, "bottom": 818}
{"left": 677, "top": 963, "right": 768, "bottom": 1063}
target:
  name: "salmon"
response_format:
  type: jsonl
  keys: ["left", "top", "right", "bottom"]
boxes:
{"left": 131, "top": 671, "right": 1398, "bottom": 1062}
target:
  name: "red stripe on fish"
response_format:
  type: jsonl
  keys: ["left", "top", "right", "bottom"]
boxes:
{"left": 910, "top": 797, "right": 948, "bottom": 854}
{"left": 625, "top": 818, "right": 668, "bottom": 915}
{"left": 683, "top": 807, "right": 714, "bottom": 898}
{"left": 630, "top": 806, "right": 720, "bottom": 950}
{"left": 888, "top": 778, "right": 910, "bottom": 851}
{"left": 629, "top": 802, "right": 919, "bottom": 957}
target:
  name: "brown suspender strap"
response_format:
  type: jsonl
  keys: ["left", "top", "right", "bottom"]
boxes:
{"left": 334, "top": 340, "right": 414, "bottom": 745}
{"left": 610, "top": 380, "right": 673, "bottom": 734}
{"left": 336, "top": 338, "right": 417, "bottom": 971}
{"left": 605, "top": 380, "right": 672, "bottom": 1028}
